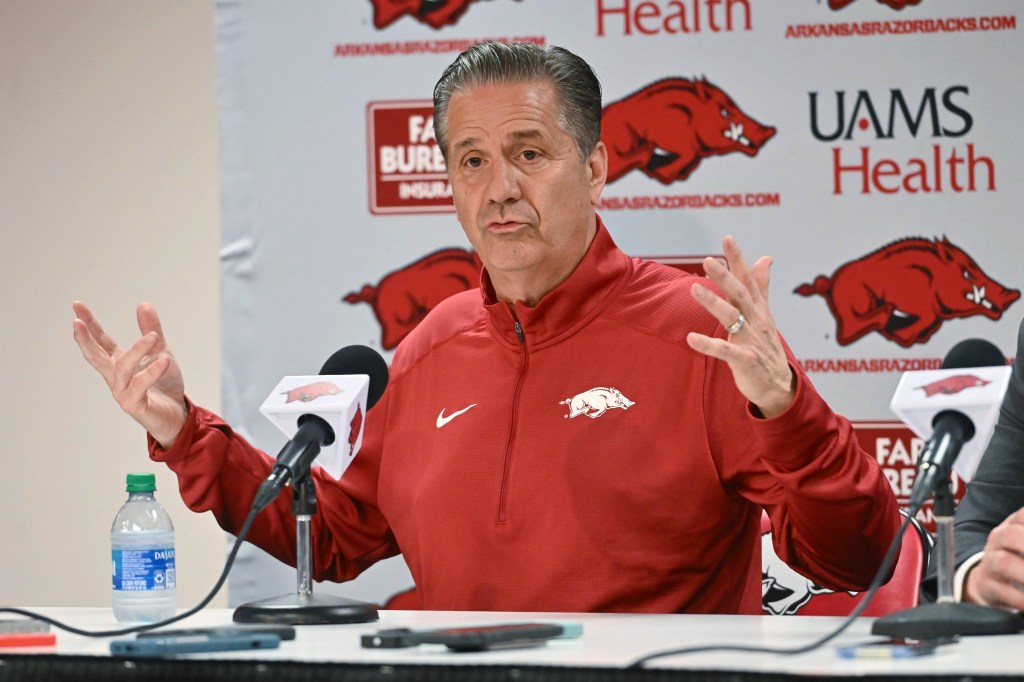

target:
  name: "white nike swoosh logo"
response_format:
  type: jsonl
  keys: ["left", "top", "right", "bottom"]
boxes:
{"left": 436, "top": 404, "right": 477, "bottom": 428}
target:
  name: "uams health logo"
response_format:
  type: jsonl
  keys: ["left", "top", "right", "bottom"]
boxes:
{"left": 603, "top": 78, "right": 774, "bottom": 184}
{"left": 810, "top": 85, "right": 995, "bottom": 195}
{"left": 370, "top": 0, "right": 517, "bottom": 29}
{"left": 367, "top": 101, "right": 450, "bottom": 214}
{"left": 828, "top": 0, "right": 922, "bottom": 9}
{"left": 795, "top": 237, "right": 1019, "bottom": 348}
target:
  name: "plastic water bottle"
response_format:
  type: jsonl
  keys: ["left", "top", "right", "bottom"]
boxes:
{"left": 111, "top": 473, "right": 177, "bottom": 623}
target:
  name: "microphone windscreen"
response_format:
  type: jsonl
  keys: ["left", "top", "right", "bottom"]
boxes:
{"left": 320, "top": 345, "right": 390, "bottom": 409}
{"left": 940, "top": 338, "right": 1006, "bottom": 370}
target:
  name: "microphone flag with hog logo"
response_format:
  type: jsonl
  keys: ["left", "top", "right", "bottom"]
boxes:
{"left": 257, "top": 346, "right": 389, "bottom": 508}
{"left": 889, "top": 338, "right": 1009, "bottom": 507}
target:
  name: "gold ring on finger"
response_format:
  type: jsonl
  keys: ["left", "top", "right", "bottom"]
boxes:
{"left": 727, "top": 314, "right": 746, "bottom": 335}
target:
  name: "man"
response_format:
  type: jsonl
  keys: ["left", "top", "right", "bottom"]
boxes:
{"left": 930, "top": 317, "right": 1024, "bottom": 609}
{"left": 73, "top": 42, "right": 899, "bottom": 613}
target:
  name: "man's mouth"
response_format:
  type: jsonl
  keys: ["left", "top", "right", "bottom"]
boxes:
{"left": 486, "top": 220, "right": 526, "bottom": 233}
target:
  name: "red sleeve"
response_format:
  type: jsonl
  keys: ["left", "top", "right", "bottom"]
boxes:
{"left": 148, "top": 395, "right": 399, "bottom": 583}
{"left": 705, "top": 337, "right": 902, "bottom": 591}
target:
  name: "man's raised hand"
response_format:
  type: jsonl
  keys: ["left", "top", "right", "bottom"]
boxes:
{"left": 72, "top": 301, "right": 187, "bottom": 449}
{"left": 686, "top": 236, "right": 795, "bottom": 419}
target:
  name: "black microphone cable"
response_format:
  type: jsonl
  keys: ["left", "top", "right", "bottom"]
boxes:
{"left": 628, "top": 503, "right": 920, "bottom": 668}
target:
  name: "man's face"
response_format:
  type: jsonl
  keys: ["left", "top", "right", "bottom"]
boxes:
{"left": 445, "top": 80, "right": 607, "bottom": 303}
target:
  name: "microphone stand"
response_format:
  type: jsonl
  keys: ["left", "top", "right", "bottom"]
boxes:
{"left": 233, "top": 447, "right": 379, "bottom": 624}
{"left": 872, "top": 478, "right": 1020, "bottom": 638}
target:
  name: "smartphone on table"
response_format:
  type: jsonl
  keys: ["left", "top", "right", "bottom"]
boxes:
{"left": 362, "top": 621, "right": 581, "bottom": 652}
{"left": 136, "top": 624, "right": 296, "bottom": 640}
{"left": 110, "top": 632, "right": 281, "bottom": 656}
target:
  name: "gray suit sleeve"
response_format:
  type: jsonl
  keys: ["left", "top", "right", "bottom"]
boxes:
{"left": 921, "top": 317, "right": 1024, "bottom": 601}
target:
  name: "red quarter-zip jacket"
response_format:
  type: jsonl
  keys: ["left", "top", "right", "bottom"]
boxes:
{"left": 152, "top": 219, "right": 900, "bottom": 614}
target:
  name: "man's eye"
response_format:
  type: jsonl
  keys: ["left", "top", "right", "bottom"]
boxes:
{"left": 521, "top": 150, "right": 538, "bottom": 161}
{"left": 465, "top": 156, "right": 482, "bottom": 168}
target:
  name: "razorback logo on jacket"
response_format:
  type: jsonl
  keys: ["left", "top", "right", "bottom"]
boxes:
{"left": 560, "top": 387, "right": 635, "bottom": 419}
{"left": 795, "top": 237, "right": 1020, "bottom": 348}
{"left": 344, "top": 247, "right": 482, "bottom": 350}
{"left": 369, "top": 0, "right": 517, "bottom": 29}
{"left": 918, "top": 374, "right": 990, "bottom": 397}
{"left": 601, "top": 78, "right": 775, "bottom": 185}
{"left": 282, "top": 381, "right": 342, "bottom": 404}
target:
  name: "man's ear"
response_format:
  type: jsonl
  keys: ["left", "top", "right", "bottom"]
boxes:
{"left": 588, "top": 141, "right": 608, "bottom": 205}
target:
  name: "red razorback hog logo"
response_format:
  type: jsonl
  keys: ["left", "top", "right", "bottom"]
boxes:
{"left": 919, "top": 375, "right": 990, "bottom": 397}
{"left": 344, "top": 247, "right": 482, "bottom": 350}
{"left": 369, "top": 0, "right": 517, "bottom": 29}
{"left": 347, "top": 404, "right": 363, "bottom": 457}
{"left": 795, "top": 237, "right": 1020, "bottom": 348}
{"left": 283, "top": 381, "right": 342, "bottom": 404}
{"left": 829, "top": 0, "right": 922, "bottom": 9}
{"left": 601, "top": 78, "right": 775, "bottom": 185}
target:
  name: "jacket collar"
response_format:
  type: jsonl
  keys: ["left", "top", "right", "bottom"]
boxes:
{"left": 480, "top": 215, "right": 632, "bottom": 349}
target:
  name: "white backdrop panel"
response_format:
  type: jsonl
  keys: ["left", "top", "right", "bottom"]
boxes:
{"left": 217, "top": 0, "right": 1023, "bottom": 606}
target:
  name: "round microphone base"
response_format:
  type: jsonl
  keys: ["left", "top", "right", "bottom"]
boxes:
{"left": 233, "top": 592, "right": 379, "bottom": 625}
{"left": 871, "top": 602, "right": 1022, "bottom": 639}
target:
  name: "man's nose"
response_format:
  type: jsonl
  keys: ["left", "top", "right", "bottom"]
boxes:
{"left": 485, "top": 157, "right": 522, "bottom": 204}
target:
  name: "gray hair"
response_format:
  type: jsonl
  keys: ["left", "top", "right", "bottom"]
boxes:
{"left": 433, "top": 42, "right": 602, "bottom": 162}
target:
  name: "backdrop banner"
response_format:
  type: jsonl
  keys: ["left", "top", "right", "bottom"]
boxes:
{"left": 216, "top": 0, "right": 1023, "bottom": 607}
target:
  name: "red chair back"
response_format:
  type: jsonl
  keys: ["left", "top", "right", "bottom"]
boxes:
{"left": 760, "top": 510, "right": 930, "bottom": 616}
{"left": 383, "top": 587, "right": 420, "bottom": 610}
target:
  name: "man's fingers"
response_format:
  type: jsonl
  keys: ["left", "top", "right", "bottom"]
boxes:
{"left": 976, "top": 580, "right": 1010, "bottom": 609}
{"left": 136, "top": 302, "right": 168, "bottom": 348}
{"left": 977, "top": 573, "right": 1024, "bottom": 611}
{"left": 72, "top": 318, "right": 117, "bottom": 384}
{"left": 970, "top": 514, "right": 1024, "bottom": 609}
{"left": 721, "top": 236, "right": 763, "bottom": 304}
{"left": 989, "top": 517, "right": 1024, "bottom": 556}
{"left": 691, "top": 282, "right": 743, "bottom": 332}
{"left": 701, "top": 259, "right": 754, "bottom": 318}
{"left": 689, "top": 239, "right": 795, "bottom": 418}
{"left": 118, "top": 354, "right": 170, "bottom": 412}
{"left": 111, "top": 332, "right": 159, "bottom": 392}
{"left": 686, "top": 332, "right": 721, "bottom": 363}
{"left": 987, "top": 541, "right": 1024, "bottom": 584}
{"left": 751, "top": 256, "right": 772, "bottom": 301}
{"left": 72, "top": 301, "right": 121, "bottom": 356}
{"left": 686, "top": 331, "right": 745, "bottom": 364}
{"left": 722, "top": 235, "right": 751, "bottom": 277}
{"left": 1006, "top": 506, "right": 1024, "bottom": 526}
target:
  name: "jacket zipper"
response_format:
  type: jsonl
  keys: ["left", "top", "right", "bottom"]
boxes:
{"left": 498, "top": 319, "right": 528, "bottom": 524}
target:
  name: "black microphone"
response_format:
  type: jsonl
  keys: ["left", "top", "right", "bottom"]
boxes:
{"left": 252, "top": 346, "right": 389, "bottom": 513}
{"left": 319, "top": 345, "right": 390, "bottom": 408}
{"left": 908, "top": 338, "right": 1005, "bottom": 508}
